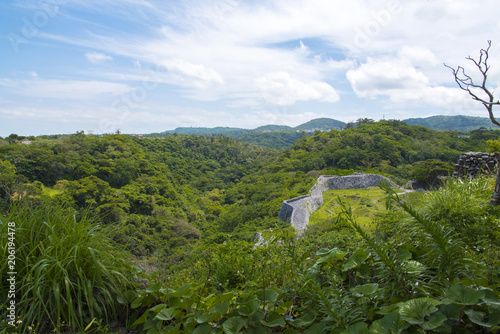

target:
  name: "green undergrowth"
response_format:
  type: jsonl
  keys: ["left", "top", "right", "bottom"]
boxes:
{"left": 0, "top": 200, "right": 136, "bottom": 333}
{"left": 3, "top": 176, "right": 500, "bottom": 332}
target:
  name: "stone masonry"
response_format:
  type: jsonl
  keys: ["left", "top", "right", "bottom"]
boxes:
{"left": 278, "top": 173, "right": 394, "bottom": 233}
{"left": 453, "top": 152, "right": 498, "bottom": 179}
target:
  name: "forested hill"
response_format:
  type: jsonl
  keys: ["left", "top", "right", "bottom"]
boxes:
{"left": 163, "top": 117, "right": 346, "bottom": 135}
{"left": 4, "top": 120, "right": 500, "bottom": 332}
{"left": 403, "top": 115, "right": 497, "bottom": 131}
{"left": 155, "top": 115, "right": 496, "bottom": 149}
{"left": 157, "top": 118, "right": 346, "bottom": 149}
{"left": 1, "top": 119, "right": 498, "bottom": 265}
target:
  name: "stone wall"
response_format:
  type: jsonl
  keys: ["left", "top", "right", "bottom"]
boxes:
{"left": 278, "top": 173, "right": 393, "bottom": 233}
{"left": 453, "top": 152, "right": 498, "bottom": 178}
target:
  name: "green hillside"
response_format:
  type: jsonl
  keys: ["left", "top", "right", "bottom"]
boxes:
{"left": 3, "top": 121, "right": 500, "bottom": 332}
{"left": 293, "top": 117, "right": 346, "bottom": 131}
{"left": 255, "top": 124, "right": 294, "bottom": 131}
{"left": 403, "top": 115, "right": 497, "bottom": 131}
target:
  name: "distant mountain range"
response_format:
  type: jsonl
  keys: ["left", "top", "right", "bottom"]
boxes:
{"left": 164, "top": 117, "right": 345, "bottom": 135}
{"left": 402, "top": 115, "right": 497, "bottom": 132}
{"left": 164, "top": 115, "right": 497, "bottom": 135}
{"left": 157, "top": 115, "right": 498, "bottom": 149}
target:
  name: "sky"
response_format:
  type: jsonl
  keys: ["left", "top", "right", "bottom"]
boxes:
{"left": 1, "top": 0, "right": 500, "bottom": 136}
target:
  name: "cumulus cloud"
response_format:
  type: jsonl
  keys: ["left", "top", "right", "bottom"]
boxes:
{"left": 256, "top": 71, "right": 340, "bottom": 106}
{"left": 346, "top": 46, "right": 473, "bottom": 109}
{"left": 85, "top": 52, "right": 113, "bottom": 64}
{"left": 346, "top": 58, "right": 429, "bottom": 98}
{"left": 398, "top": 46, "right": 439, "bottom": 67}
{"left": 160, "top": 58, "right": 224, "bottom": 88}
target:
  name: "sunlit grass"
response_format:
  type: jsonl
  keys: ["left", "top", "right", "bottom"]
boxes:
{"left": 0, "top": 200, "right": 135, "bottom": 333}
{"left": 309, "top": 187, "right": 389, "bottom": 228}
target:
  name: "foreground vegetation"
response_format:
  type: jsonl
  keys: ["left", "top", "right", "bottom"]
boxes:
{"left": 2, "top": 120, "right": 500, "bottom": 332}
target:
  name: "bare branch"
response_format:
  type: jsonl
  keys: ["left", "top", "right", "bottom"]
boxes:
{"left": 444, "top": 40, "right": 500, "bottom": 127}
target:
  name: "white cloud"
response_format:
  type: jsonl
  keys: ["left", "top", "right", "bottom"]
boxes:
{"left": 0, "top": 78, "right": 132, "bottom": 99}
{"left": 7, "top": 0, "right": 500, "bottom": 134}
{"left": 85, "top": 52, "right": 113, "bottom": 64}
{"left": 347, "top": 58, "right": 429, "bottom": 98}
{"left": 346, "top": 56, "right": 472, "bottom": 109}
{"left": 346, "top": 44, "right": 477, "bottom": 110}
{"left": 398, "top": 46, "right": 439, "bottom": 67}
{"left": 256, "top": 71, "right": 340, "bottom": 106}
{"left": 160, "top": 58, "right": 224, "bottom": 88}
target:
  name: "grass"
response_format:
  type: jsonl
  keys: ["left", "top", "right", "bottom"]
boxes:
{"left": 309, "top": 187, "right": 427, "bottom": 229}
{"left": 309, "top": 187, "right": 389, "bottom": 228}
{"left": 0, "top": 200, "right": 135, "bottom": 333}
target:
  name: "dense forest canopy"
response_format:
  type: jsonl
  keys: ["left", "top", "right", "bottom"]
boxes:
{"left": 2, "top": 120, "right": 500, "bottom": 332}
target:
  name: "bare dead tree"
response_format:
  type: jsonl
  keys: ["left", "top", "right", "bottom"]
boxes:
{"left": 445, "top": 40, "right": 500, "bottom": 205}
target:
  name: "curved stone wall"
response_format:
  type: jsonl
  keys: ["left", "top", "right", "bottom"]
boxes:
{"left": 279, "top": 173, "right": 393, "bottom": 232}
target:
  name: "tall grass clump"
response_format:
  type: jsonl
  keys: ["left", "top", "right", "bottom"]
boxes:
{"left": 0, "top": 200, "right": 135, "bottom": 333}
{"left": 419, "top": 176, "right": 500, "bottom": 251}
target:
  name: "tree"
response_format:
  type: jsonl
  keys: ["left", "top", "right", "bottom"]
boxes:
{"left": 445, "top": 41, "right": 500, "bottom": 205}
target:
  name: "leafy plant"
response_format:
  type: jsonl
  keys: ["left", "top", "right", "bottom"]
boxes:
{"left": 0, "top": 200, "right": 135, "bottom": 333}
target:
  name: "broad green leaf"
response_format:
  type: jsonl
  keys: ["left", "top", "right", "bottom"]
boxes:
{"left": 465, "top": 309, "right": 490, "bottom": 327}
{"left": 421, "top": 312, "right": 447, "bottom": 330}
{"left": 159, "top": 323, "right": 181, "bottom": 333}
{"left": 150, "top": 304, "right": 167, "bottom": 313}
{"left": 192, "top": 323, "right": 212, "bottom": 334}
{"left": 482, "top": 289, "right": 500, "bottom": 307}
{"left": 377, "top": 304, "right": 399, "bottom": 316}
{"left": 238, "top": 300, "right": 260, "bottom": 316}
{"left": 255, "top": 289, "right": 279, "bottom": 303}
{"left": 146, "top": 282, "right": 163, "bottom": 293}
{"left": 194, "top": 310, "right": 220, "bottom": 324}
{"left": 350, "top": 283, "right": 379, "bottom": 297}
{"left": 404, "top": 260, "right": 426, "bottom": 274}
{"left": 316, "top": 248, "right": 346, "bottom": 264}
{"left": 213, "top": 301, "right": 231, "bottom": 314}
{"left": 380, "top": 311, "right": 408, "bottom": 334}
{"left": 445, "top": 284, "right": 486, "bottom": 305}
{"left": 260, "top": 311, "right": 286, "bottom": 327}
{"left": 223, "top": 316, "right": 246, "bottom": 334}
{"left": 398, "top": 248, "right": 412, "bottom": 262}
{"left": 275, "top": 300, "right": 293, "bottom": 315}
{"left": 184, "top": 316, "right": 198, "bottom": 332}
{"left": 131, "top": 296, "right": 145, "bottom": 309}
{"left": 117, "top": 290, "right": 137, "bottom": 304}
{"left": 368, "top": 320, "right": 390, "bottom": 334}
{"left": 316, "top": 248, "right": 332, "bottom": 256}
{"left": 169, "top": 283, "right": 193, "bottom": 298}
{"left": 147, "top": 328, "right": 158, "bottom": 334}
{"left": 304, "top": 323, "right": 326, "bottom": 334}
{"left": 342, "top": 249, "right": 370, "bottom": 271}
{"left": 399, "top": 299, "right": 438, "bottom": 325}
{"left": 344, "top": 322, "right": 369, "bottom": 334}
{"left": 246, "top": 326, "right": 268, "bottom": 334}
{"left": 249, "top": 310, "right": 266, "bottom": 323}
{"left": 131, "top": 310, "right": 150, "bottom": 327}
{"left": 290, "top": 311, "right": 316, "bottom": 329}
{"left": 487, "top": 312, "right": 500, "bottom": 326}
{"left": 282, "top": 329, "right": 300, "bottom": 334}
{"left": 155, "top": 307, "right": 178, "bottom": 321}
{"left": 219, "top": 292, "right": 236, "bottom": 303}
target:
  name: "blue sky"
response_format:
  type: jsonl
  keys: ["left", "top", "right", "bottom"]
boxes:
{"left": 1, "top": 0, "right": 500, "bottom": 136}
